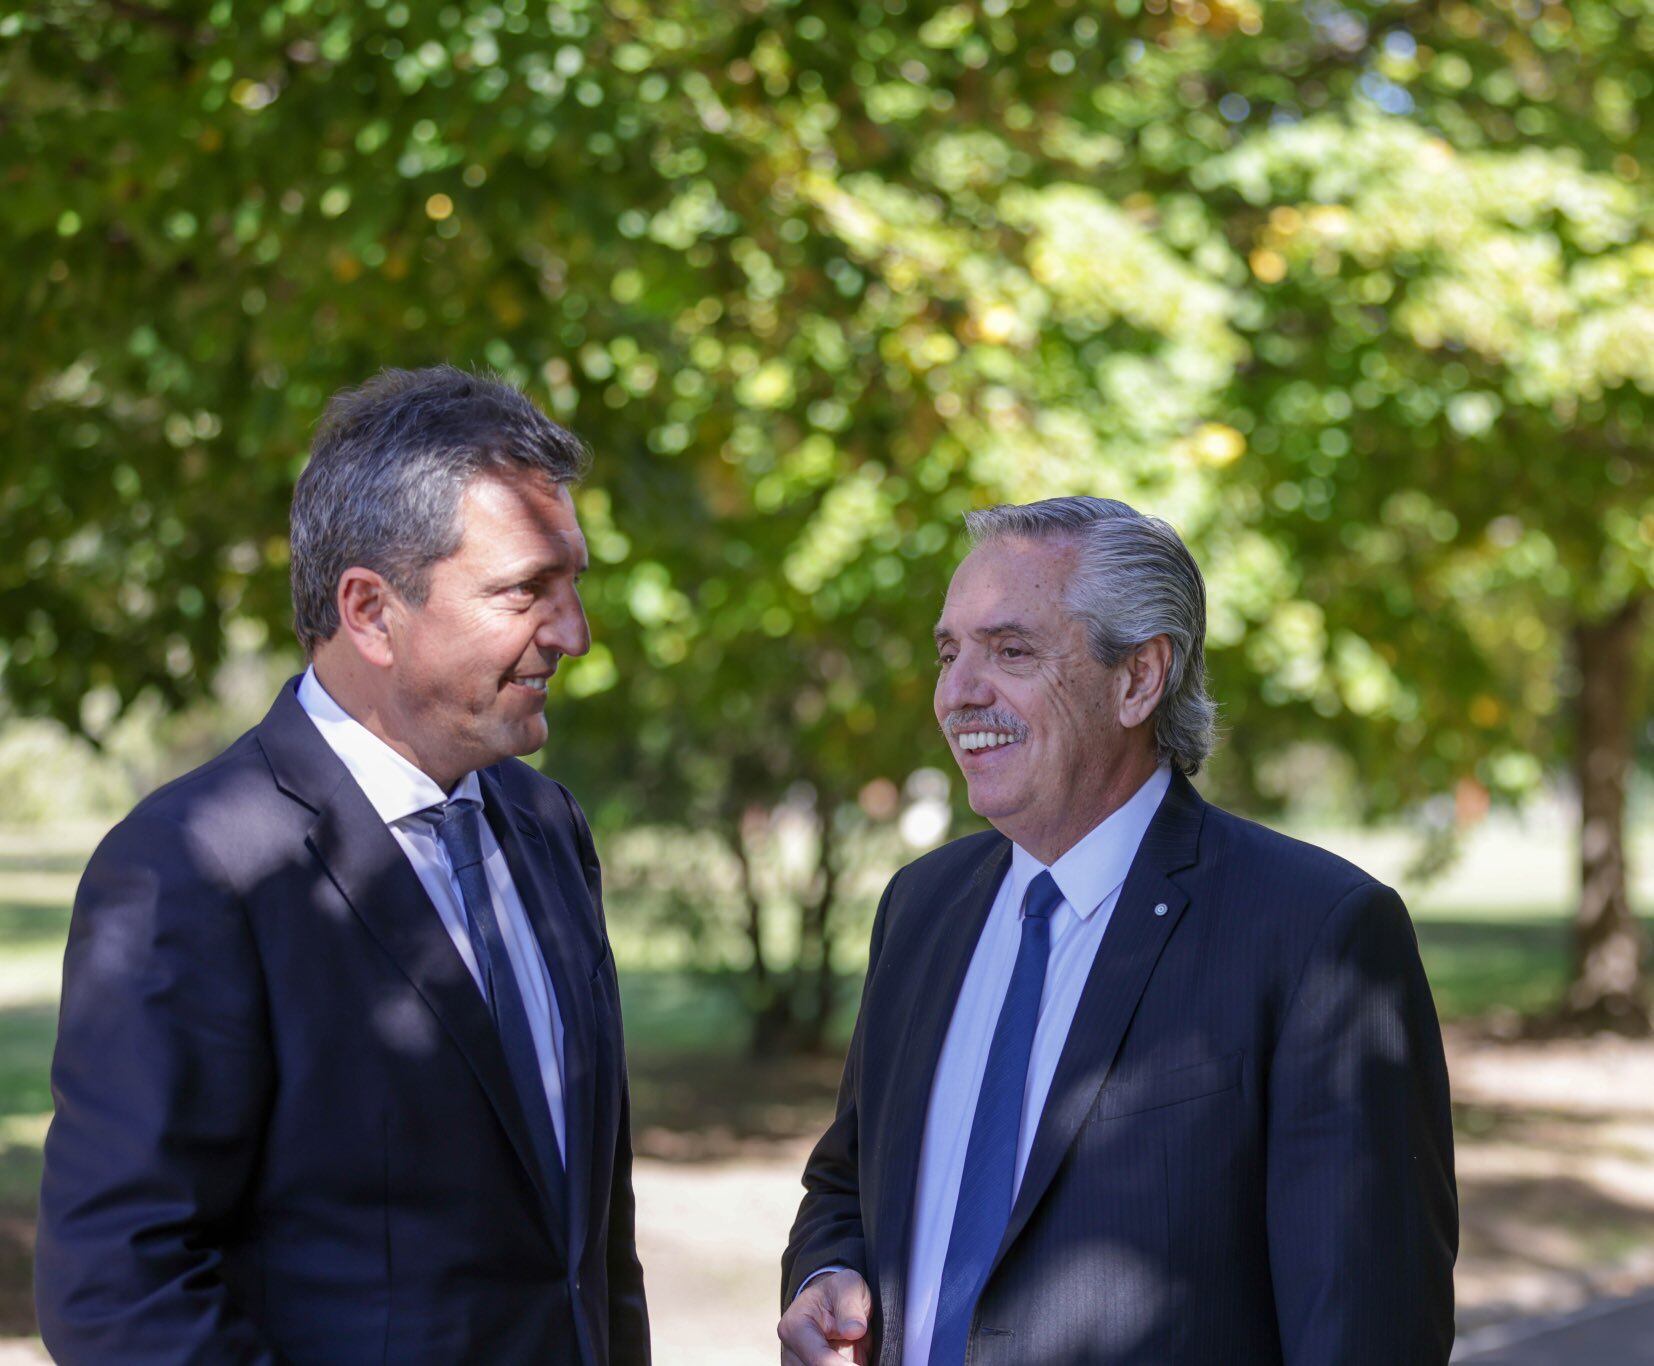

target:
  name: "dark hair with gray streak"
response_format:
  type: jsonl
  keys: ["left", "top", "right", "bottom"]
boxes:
{"left": 963, "top": 496, "right": 1218, "bottom": 774}
{"left": 290, "top": 365, "right": 590, "bottom": 655}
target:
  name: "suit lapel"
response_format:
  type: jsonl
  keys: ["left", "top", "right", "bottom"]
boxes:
{"left": 257, "top": 682, "right": 570, "bottom": 1261}
{"left": 480, "top": 769, "right": 599, "bottom": 1272}
{"left": 875, "top": 836, "right": 1011, "bottom": 1353}
{"left": 990, "top": 773, "right": 1205, "bottom": 1273}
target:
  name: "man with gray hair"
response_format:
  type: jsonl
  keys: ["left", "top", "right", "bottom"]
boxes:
{"left": 779, "top": 497, "right": 1455, "bottom": 1365}
{"left": 37, "top": 367, "right": 649, "bottom": 1363}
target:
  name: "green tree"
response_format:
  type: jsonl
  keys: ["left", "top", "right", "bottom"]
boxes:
{"left": 1199, "top": 116, "right": 1654, "bottom": 1030}
{"left": 1171, "top": 0, "right": 1654, "bottom": 1031}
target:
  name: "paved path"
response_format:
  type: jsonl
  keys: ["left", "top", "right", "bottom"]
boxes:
{"left": 1455, "top": 1290, "right": 1654, "bottom": 1362}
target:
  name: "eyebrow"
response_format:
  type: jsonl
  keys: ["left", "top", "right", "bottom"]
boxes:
{"left": 487, "top": 554, "right": 588, "bottom": 590}
{"left": 933, "top": 620, "right": 1043, "bottom": 645}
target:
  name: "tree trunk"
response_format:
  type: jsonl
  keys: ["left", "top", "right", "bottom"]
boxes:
{"left": 732, "top": 812, "right": 770, "bottom": 996}
{"left": 1562, "top": 599, "right": 1651, "bottom": 1033}
{"left": 799, "top": 811, "right": 842, "bottom": 1055}
{"left": 734, "top": 797, "right": 849, "bottom": 1057}
{"left": 732, "top": 810, "right": 791, "bottom": 1058}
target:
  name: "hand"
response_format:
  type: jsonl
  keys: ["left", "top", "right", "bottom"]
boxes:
{"left": 778, "top": 1268, "right": 872, "bottom": 1366}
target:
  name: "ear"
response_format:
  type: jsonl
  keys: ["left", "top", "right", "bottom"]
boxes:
{"left": 335, "top": 566, "right": 399, "bottom": 669}
{"left": 1117, "top": 634, "right": 1173, "bottom": 730}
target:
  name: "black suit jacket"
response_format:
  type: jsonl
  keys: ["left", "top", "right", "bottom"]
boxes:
{"left": 37, "top": 681, "right": 649, "bottom": 1364}
{"left": 785, "top": 774, "right": 1456, "bottom": 1364}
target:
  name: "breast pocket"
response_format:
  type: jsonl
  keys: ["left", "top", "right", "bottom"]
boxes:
{"left": 1060, "top": 1051, "right": 1248, "bottom": 1361}
{"left": 1089, "top": 1051, "right": 1243, "bottom": 1124}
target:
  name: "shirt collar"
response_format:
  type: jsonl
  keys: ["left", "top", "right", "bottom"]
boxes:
{"left": 1008, "top": 764, "right": 1174, "bottom": 921}
{"left": 295, "top": 667, "right": 482, "bottom": 826}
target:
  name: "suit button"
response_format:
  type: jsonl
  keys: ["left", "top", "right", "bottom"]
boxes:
{"left": 1153, "top": 902, "right": 1168, "bottom": 916}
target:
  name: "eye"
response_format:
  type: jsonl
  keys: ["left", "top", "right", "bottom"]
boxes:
{"left": 1000, "top": 645, "right": 1025, "bottom": 660}
{"left": 936, "top": 651, "right": 956, "bottom": 669}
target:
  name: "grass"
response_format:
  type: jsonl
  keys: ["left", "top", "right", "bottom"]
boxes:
{"left": 616, "top": 969, "right": 762, "bottom": 1056}
{"left": 1414, "top": 918, "right": 1578, "bottom": 1020}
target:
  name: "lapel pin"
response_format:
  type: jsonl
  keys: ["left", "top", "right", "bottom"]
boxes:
{"left": 1153, "top": 902, "right": 1168, "bottom": 916}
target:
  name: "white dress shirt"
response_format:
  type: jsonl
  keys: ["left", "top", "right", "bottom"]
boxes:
{"left": 296, "top": 667, "right": 568, "bottom": 1160}
{"left": 901, "top": 764, "right": 1172, "bottom": 1364}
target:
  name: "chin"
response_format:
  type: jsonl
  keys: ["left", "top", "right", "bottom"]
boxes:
{"left": 963, "top": 779, "right": 1017, "bottom": 823}
{"left": 509, "top": 718, "right": 549, "bottom": 757}
{"left": 474, "top": 718, "right": 546, "bottom": 768}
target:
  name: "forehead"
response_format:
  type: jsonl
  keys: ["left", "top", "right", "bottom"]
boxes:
{"left": 456, "top": 469, "right": 582, "bottom": 543}
{"left": 939, "top": 536, "right": 1076, "bottom": 629}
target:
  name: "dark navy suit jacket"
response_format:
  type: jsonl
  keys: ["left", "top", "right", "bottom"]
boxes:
{"left": 36, "top": 682, "right": 649, "bottom": 1364}
{"left": 785, "top": 773, "right": 1456, "bottom": 1363}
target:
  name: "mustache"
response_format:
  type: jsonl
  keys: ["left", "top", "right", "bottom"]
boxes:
{"left": 942, "top": 708, "right": 1028, "bottom": 740}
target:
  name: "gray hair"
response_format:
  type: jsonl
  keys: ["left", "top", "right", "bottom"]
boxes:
{"left": 290, "top": 365, "right": 589, "bottom": 654}
{"left": 963, "top": 496, "right": 1218, "bottom": 775}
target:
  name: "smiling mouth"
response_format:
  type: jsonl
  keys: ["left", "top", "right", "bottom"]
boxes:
{"left": 506, "top": 674, "right": 549, "bottom": 695}
{"left": 956, "top": 731, "right": 1021, "bottom": 752}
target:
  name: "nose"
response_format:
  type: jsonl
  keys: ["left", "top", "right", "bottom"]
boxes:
{"left": 935, "top": 644, "right": 994, "bottom": 719}
{"left": 536, "top": 585, "right": 591, "bottom": 660}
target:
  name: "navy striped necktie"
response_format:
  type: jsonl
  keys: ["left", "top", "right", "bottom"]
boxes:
{"left": 417, "top": 797, "right": 565, "bottom": 1196}
{"left": 928, "top": 869, "right": 1063, "bottom": 1366}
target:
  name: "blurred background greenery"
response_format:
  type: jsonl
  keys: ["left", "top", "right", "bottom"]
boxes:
{"left": 4, "top": 0, "right": 1654, "bottom": 1355}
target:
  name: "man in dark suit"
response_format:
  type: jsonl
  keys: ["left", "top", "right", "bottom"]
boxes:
{"left": 37, "top": 366, "right": 649, "bottom": 1363}
{"left": 779, "top": 496, "right": 1455, "bottom": 1365}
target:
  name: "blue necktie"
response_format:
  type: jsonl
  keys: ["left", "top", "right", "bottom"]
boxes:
{"left": 928, "top": 869, "right": 1063, "bottom": 1366}
{"left": 421, "top": 798, "right": 566, "bottom": 1200}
